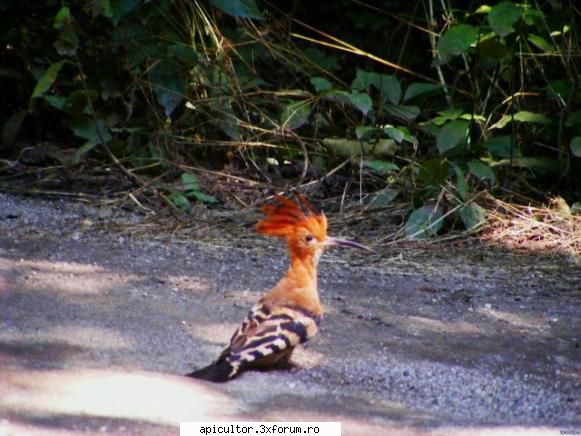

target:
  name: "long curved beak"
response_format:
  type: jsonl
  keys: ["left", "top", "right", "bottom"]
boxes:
{"left": 325, "top": 236, "right": 375, "bottom": 253}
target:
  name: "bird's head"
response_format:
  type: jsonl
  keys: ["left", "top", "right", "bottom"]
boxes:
{"left": 256, "top": 195, "right": 373, "bottom": 261}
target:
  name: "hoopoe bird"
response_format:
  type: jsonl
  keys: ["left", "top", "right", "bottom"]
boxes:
{"left": 187, "top": 195, "right": 372, "bottom": 382}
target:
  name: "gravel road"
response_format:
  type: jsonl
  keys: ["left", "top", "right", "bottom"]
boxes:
{"left": 0, "top": 193, "right": 579, "bottom": 435}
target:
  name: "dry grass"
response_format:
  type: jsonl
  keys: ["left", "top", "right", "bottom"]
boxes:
{"left": 481, "top": 195, "right": 581, "bottom": 257}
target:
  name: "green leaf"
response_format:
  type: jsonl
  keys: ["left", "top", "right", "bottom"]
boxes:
{"left": 468, "top": 161, "right": 497, "bottom": 184}
{"left": 367, "top": 188, "right": 399, "bottom": 209}
{"left": 429, "top": 108, "right": 463, "bottom": 125}
{"left": 192, "top": 191, "right": 218, "bottom": 204}
{"left": 98, "top": 0, "right": 113, "bottom": 19}
{"left": 169, "top": 191, "right": 192, "bottom": 210}
{"left": 513, "top": 111, "right": 551, "bottom": 124}
{"left": 421, "top": 122, "right": 440, "bottom": 138}
{"left": 211, "top": 103, "right": 240, "bottom": 140}
{"left": 110, "top": 0, "right": 140, "bottom": 24}
{"left": 323, "top": 90, "right": 352, "bottom": 106}
{"left": 54, "top": 26, "right": 79, "bottom": 56}
{"left": 310, "top": 77, "right": 332, "bottom": 92}
{"left": 418, "top": 158, "right": 449, "bottom": 186}
{"left": 168, "top": 43, "right": 201, "bottom": 65}
{"left": 151, "top": 61, "right": 186, "bottom": 117}
{"left": 323, "top": 137, "right": 396, "bottom": 158}
{"left": 491, "top": 111, "right": 550, "bottom": 128}
{"left": 453, "top": 165, "right": 469, "bottom": 201}
{"left": 551, "top": 197, "right": 572, "bottom": 216}
{"left": 528, "top": 34, "right": 554, "bottom": 53}
{"left": 53, "top": 6, "right": 71, "bottom": 30}
{"left": 490, "top": 114, "right": 512, "bottom": 129}
{"left": 355, "top": 126, "right": 414, "bottom": 144}
{"left": 70, "top": 118, "right": 111, "bottom": 164}
{"left": 70, "top": 118, "right": 112, "bottom": 164}
{"left": 209, "top": 0, "right": 263, "bottom": 19}
{"left": 522, "top": 7, "right": 544, "bottom": 26}
{"left": 485, "top": 135, "right": 521, "bottom": 158}
{"left": 73, "top": 141, "right": 99, "bottom": 165}
{"left": 477, "top": 37, "right": 510, "bottom": 59}
{"left": 476, "top": 5, "right": 492, "bottom": 14}
{"left": 570, "top": 137, "right": 581, "bottom": 158}
{"left": 2, "top": 110, "right": 27, "bottom": 145}
{"left": 403, "top": 83, "right": 441, "bottom": 102}
{"left": 550, "top": 25, "right": 571, "bottom": 38}
{"left": 459, "top": 113, "right": 486, "bottom": 122}
{"left": 565, "top": 111, "right": 581, "bottom": 127}
{"left": 346, "top": 92, "right": 373, "bottom": 115}
{"left": 355, "top": 126, "right": 379, "bottom": 141}
{"left": 71, "top": 118, "right": 111, "bottom": 145}
{"left": 362, "top": 160, "right": 399, "bottom": 175}
{"left": 63, "top": 90, "right": 99, "bottom": 115}
{"left": 491, "top": 157, "right": 559, "bottom": 172}
{"left": 53, "top": 7, "right": 78, "bottom": 56}
{"left": 303, "top": 47, "right": 339, "bottom": 70}
{"left": 383, "top": 127, "right": 405, "bottom": 143}
{"left": 378, "top": 75, "right": 401, "bottom": 105}
{"left": 43, "top": 95, "right": 66, "bottom": 110}
{"left": 488, "top": 1, "right": 522, "bottom": 37}
{"left": 281, "top": 101, "right": 311, "bottom": 129}
{"left": 437, "top": 120, "right": 468, "bottom": 154}
{"left": 388, "top": 126, "right": 417, "bottom": 144}
{"left": 438, "top": 108, "right": 464, "bottom": 118}
{"left": 438, "top": 24, "right": 479, "bottom": 57}
{"left": 31, "top": 61, "right": 66, "bottom": 99}
{"left": 459, "top": 203, "right": 487, "bottom": 231}
{"left": 181, "top": 173, "right": 200, "bottom": 192}
{"left": 385, "top": 104, "right": 420, "bottom": 122}
{"left": 351, "top": 69, "right": 379, "bottom": 91}
{"left": 351, "top": 70, "right": 400, "bottom": 104}
{"left": 405, "top": 206, "right": 444, "bottom": 240}
{"left": 546, "top": 79, "right": 571, "bottom": 99}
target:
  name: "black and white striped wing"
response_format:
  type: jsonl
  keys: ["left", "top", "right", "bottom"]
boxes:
{"left": 219, "top": 303, "right": 320, "bottom": 378}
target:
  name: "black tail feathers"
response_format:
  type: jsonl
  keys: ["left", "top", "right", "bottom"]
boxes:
{"left": 186, "top": 360, "right": 236, "bottom": 383}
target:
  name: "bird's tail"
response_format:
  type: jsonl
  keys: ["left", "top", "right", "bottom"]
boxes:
{"left": 186, "top": 360, "right": 235, "bottom": 383}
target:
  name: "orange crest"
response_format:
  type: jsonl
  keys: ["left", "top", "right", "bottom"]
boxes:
{"left": 256, "top": 195, "right": 327, "bottom": 240}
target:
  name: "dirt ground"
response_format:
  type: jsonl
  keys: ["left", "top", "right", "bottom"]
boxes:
{"left": 0, "top": 193, "right": 579, "bottom": 436}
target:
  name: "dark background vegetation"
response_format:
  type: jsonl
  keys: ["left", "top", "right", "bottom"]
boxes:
{"left": 1, "top": 0, "right": 579, "bottom": 239}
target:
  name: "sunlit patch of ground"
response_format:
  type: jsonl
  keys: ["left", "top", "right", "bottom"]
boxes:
{"left": 0, "top": 369, "right": 241, "bottom": 433}
{"left": 476, "top": 307, "right": 551, "bottom": 336}
{"left": 403, "top": 315, "right": 481, "bottom": 335}
{"left": 2, "top": 326, "right": 135, "bottom": 350}
{"left": 0, "top": 258, "right": 136, "bottom": 295}
{"left": 481, "top": 196, "right": 581, "bottom": 259}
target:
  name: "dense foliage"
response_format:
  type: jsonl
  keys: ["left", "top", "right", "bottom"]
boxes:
{"left": 1, "top": 0, "right": 579, "bottom": 237}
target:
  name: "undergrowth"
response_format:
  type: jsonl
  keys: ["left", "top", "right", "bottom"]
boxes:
{"left": 1, "top": 0, "right": 580, "bottom": 242}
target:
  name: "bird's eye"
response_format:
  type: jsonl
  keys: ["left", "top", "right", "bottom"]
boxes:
{"left": 305, "top": 235, "right": 314, "bottom": 243}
